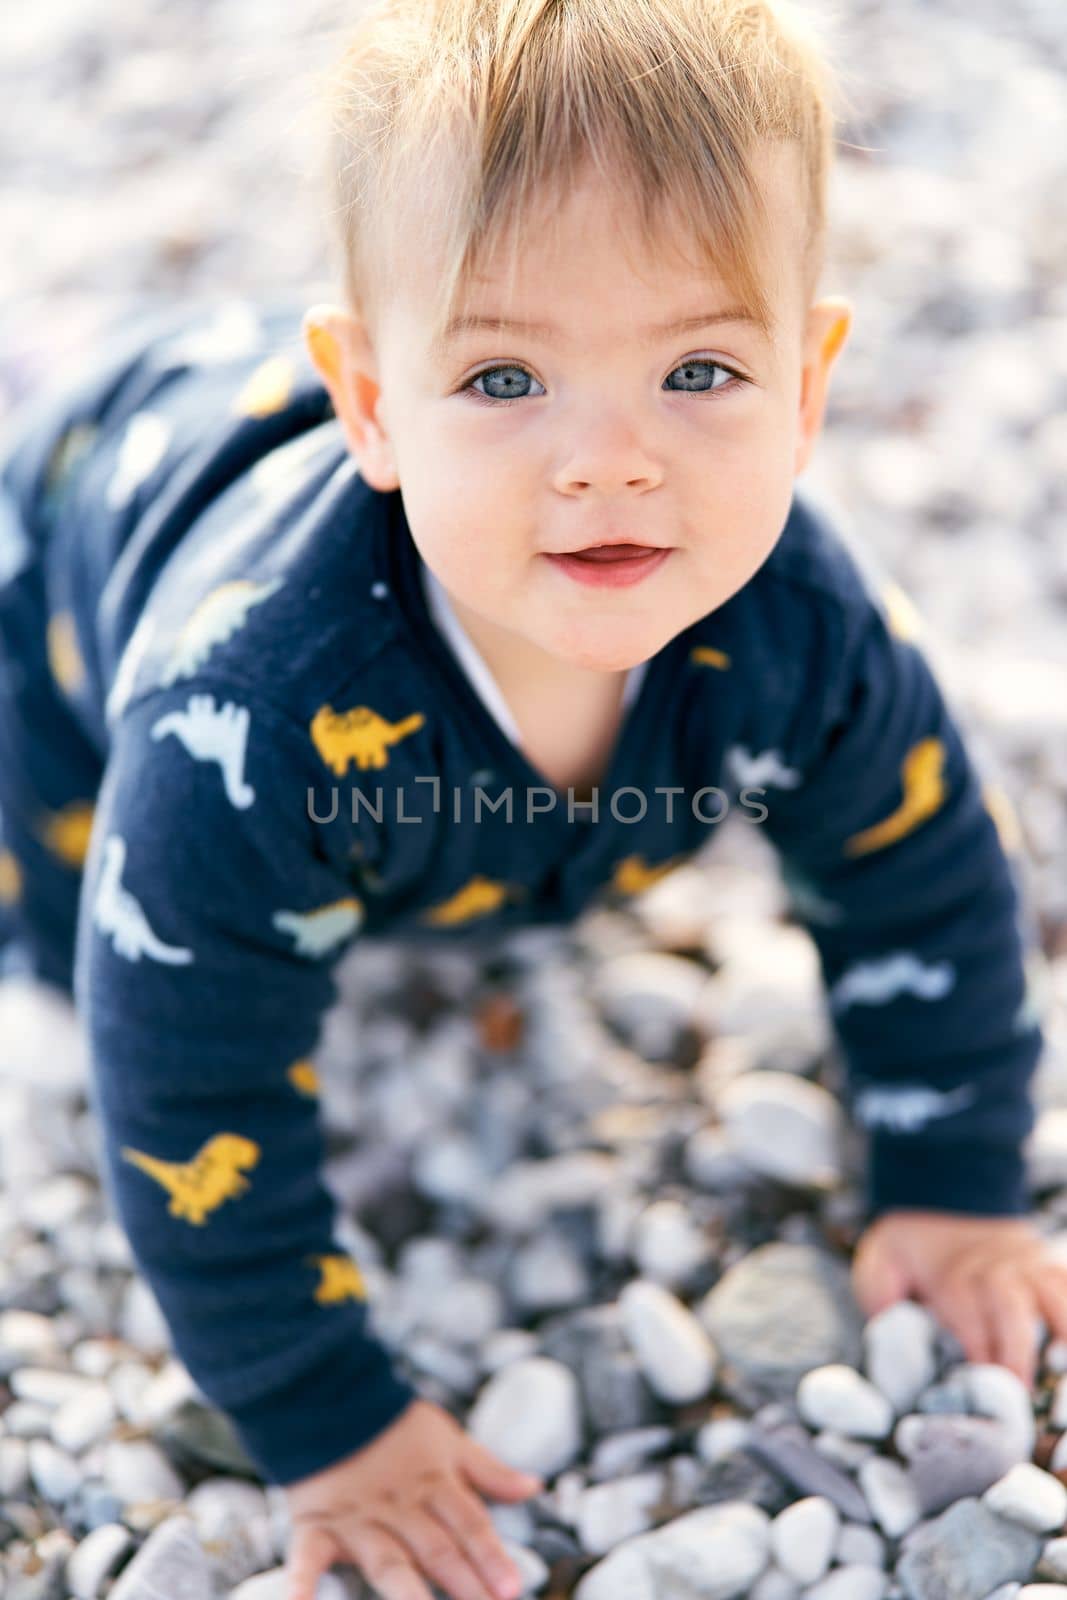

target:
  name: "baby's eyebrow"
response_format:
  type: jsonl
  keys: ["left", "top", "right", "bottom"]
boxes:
{"left": 433, "top": 305, "right": 767, "bottom": 355}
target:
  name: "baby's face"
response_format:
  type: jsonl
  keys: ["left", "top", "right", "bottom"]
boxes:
{"left": 307, "top": 141, "right": 851, "bottom": 675}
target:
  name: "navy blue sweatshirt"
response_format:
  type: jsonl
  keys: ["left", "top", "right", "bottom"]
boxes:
{"left": 0, "top": 297, "right": 1046, "bottom": 1486}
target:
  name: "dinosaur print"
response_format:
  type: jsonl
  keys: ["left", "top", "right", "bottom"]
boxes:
{"left": 852, "top": 1082, "right": 977, "bottom": 1134}
{"left": 250, "top": 427, "right": 334, "bottom": 513}
{"left": 982, "top": 782, "right": 1023, "bottom": 856}
{"left": 105, "top": 613, "right": 157, "bottom": 728}
{"left": 609, "top": 852, "right": 690, "bottom": 897}
{"left": 287, "top": 1060, "right": 321, "bottom": 1096}
{"left": 105, "top": 411, "right": 172, "bottom": 512}
{"left": 310, "top": 703, "right": 426, "bottom": 775}
{"left": 121, "top": 1133, "right": 260, "bottom": 1225}
{"left": 690, "top": 645, "right": 732, "bottom": 670}
{"left": 844, "top": 736, "right": 947, "bottom": 857}
{"left": 232, "top": 355, "right": 294, "bottom": 420}
{"left": 160, "top": 576, "right": 284, "bottom": 687}
{"left": 150, "top": 694, "right": 255, "bottom": 809}
{"left": 418, "top": 874, "right": 526, "bottom": 926}
{"left": 43, "top": 421, "right": 99, "bottom": 499}
{"left": 145, "top": 300, "right": 263, "bottom": 370}
{"left": 0, "top": 481, "right": 32, "bottom": 587}
{"left": 92, "top": 835, "right": 194, "bottom": 966}
{"left": 880, "top": 578, "right": 923, "bottom": 642}
{"left": 46, "top": 612, "right": 86, "bottom": 695}
{"left": 830, "top": 951, "right": 956, "bottom": 1014}
{"left": 273, "top": 898, "right": 364, "bottom": 958}
{"left": 0, "top": 848, "right": 21, "bottom": 906}
{"left": 725, "top": 745, "right": 803, "bottom": 791}
{"left": 38, "top": 801, "right": 95, "bottom": 869}
{"left": 307, "top": 1253, "right": 369, "bottom": 1304}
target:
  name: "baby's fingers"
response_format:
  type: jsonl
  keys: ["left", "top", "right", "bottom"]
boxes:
{"left": 982, "top": 1261, "right": 1039, "bottom": 1388}
{"left": 929, "top": 1268, "right": 994, "bottom": 1366}
{"left": 399, "top": 1507, "right": 501, "bottom": 1600}
{"left": 287, "top": 1520, "right": 343, "bottom": 1600}
{"left": 348, "top": 1521, "right": 437, "bottom": 1600}
{"left": 1034, "top": 1261, "right": 1067, "bottom": 1350}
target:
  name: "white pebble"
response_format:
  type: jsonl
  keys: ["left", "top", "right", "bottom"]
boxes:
{"left": 803, "top": 1568, "right": 888, "bottom": 1600}
{"left": 28, "top": 1438, "right": 82, "bottom": 1502}
{"left": 751, "top": 1567, "right": 801, "bottom": 1599}
{"left": 618, "top": 1279, "right": 718, "bottom": 1403}
{"left": 717, "top": 1070, "right": 845, "bottom": 1189}
{"left": 836, "top": 1523, "right": 886, "bottom": 1568}
{"left": 576, "top": 1470, "right": 665, "bottom": 1554}
{"left": 51, "top": 1383, "right": 117, "bottom": 1454}
{"left": 630, "top": 1199, "right": 712, "bottom": 1287}
{"left": 862, "top": 1300, "right": 938, "bottom": 1414}
{"left": 771, "top": 1496, "right": 839, "bottom": 1584}
{"left": 102, "top": 1438, "right": 184, "bottom": 1504}
{"left": 1042, "top": 1536, "right": 1067, "bottom": 1579}
{"left": 0, "top": 1437, "right": 30, "bottom": 1495}
{"left": 10, "top": 1366, "right": 99, "bottom": 1408}
{"left": 983, "top": 1462, "right": 1067, "bottom": 1533}
{"left": 797, "top": 1365, "right": 893, "bottom": 1440}
{"left": 67, "top": 1522, "right": 134, "bottom": 1600}
{"left": 858, "top": 1455, "right": 922, "bottom": 1538}
{"left": 697, "top": 1416, "right": 752, "bottom": 1464}
{"left": 468, "top": 1357, "right": 582, "bottom": 1478}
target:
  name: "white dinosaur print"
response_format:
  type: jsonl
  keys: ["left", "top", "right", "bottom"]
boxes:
{"left": 725, "top": 745, "right": 803, "bottom": 790}
{"left": 145, "top": 301, "right": 263, "bottom": 370}
{"left": 105, "top": 412, "right": 173, "bottom": 512}
{"left": 272, "top": 899, "right": 364, "bottom": 958}
{"left": 105, "top": 613, "right": 158, "bottom": 728}
{"left": 160, "top": 575, "right": 284, "bottom": 687}
{"left": 92, "top": 836, "right": 194, "bottom": 966}
{"left": 0, "top": 482, "right": 32, "bottom": 587}
{"left": 150, "top": 694, "right": 255, "bottom": 810}
{"left": 852, "top": 1082, "right": 977, "bottom": 1134}
{"left": 250, "top": 427, "right": 334, "bottom": 513}
{"left": 829, "top": 951, "right": 956, "bottom": 1014}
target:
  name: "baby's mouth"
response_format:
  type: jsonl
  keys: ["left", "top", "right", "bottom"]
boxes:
{"left": 565, "top": 544, "right": 659, "bottom": 563}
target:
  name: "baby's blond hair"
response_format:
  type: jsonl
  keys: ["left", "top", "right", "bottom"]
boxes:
{"left": 312, "top": 0, "right": 852, "bottom": 346}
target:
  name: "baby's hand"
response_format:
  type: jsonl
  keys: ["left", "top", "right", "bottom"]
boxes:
{"left": 852, "top": 1209, "right": 1067, "bottom": 1389}
{"left": 283, "top": 1397, "right": 543, "bottom": 1600}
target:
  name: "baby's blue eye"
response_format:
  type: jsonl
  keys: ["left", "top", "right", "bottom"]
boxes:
{"left": 463, "top": 357, "right": 746, "bottom": 406}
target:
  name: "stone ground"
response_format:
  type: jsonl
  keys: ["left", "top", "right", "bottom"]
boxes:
{"left": 1, "top": 1, "right": 1067, "bottom": 1597}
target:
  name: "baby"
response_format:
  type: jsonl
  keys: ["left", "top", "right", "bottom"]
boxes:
{"left": 0, "top": 0, "right": 1062, "bottom": 1597}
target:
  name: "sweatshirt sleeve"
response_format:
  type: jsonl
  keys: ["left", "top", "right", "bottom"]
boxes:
{"left": 74, "top": 679, "right": 420, "bottom": 1486}
{"left": 753, "top": 584, "right": 1046, "bottom": 1221}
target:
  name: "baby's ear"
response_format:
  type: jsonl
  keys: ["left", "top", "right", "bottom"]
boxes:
{"left": 301, "top": 303, "right": 398, "bottom": 491}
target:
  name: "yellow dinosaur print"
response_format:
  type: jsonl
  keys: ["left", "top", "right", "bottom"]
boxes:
{"left": 231, "top": 355, "right": 293, "bottom": 420}
{"left": 46, "top": 613, "right": 86, "bottom": 695}
{"left": 844, "top": 736, "right": 947, "bottom": 857}
{"left": 0, "top": 849, "right": 21, "bottom": 906}
{"left": 120, "top": 1133, "right": 261, "bottom": 1226}
{"left": 287, "top": 1059, "right": 321, "bottom": 1096}
{"left": 610, "top": 852, "right": 691, "bottom": 896}
{"left": 38, "top": 801, "right": 95, "bottom": 870}
{"left": 43, "top": 422, "right": 99, "bottom": 497}
{"left": 690, "top": 645, "right": 732, "bottom": 670}
{"left": 308, "top": 1252, "right": 369, "bottom": 1304}
{"left": 310, "top": 703, "right": 426, "bottom": 774}
{"left": 881, "top": 578, "right": 924, "bottom": 642}
{"left": 982, "top": 781, "right": 1023, "bottom": 857}
{"left": 419, "top": 874, "right": 527, "bottom": 926}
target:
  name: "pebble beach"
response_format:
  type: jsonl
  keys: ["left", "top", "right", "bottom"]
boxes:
{"left": 1, "top": 0, "right": 1066, "bottom": 1596}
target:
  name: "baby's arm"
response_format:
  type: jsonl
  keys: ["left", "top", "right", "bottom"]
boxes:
{"left": 80, "top": 681, "right": 543, "bottom": 1599}
{"left": 759, "top": 588, "right": 1044, "bottom": 1220}
{"left": 76, "top": 680, "right": 421, "bottom": 1485}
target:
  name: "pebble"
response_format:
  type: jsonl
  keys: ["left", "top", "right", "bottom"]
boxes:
{"left": 101, "top": 1439, "right": 185, "bottom": 1506}
{"left": 858, "top": 1456, "right": 922, "bottom": 1539}
{"left": 896, "top": 1498, "right": 1043, "bottom": 1600}
{"left": 770, "top": 1495, "right": 839, "bottom": 1584}
{"left": 716, "top": 1070, "right": 845, "bottom": 1189}
{"left": 467, "top": 1356, "right": 583, "bottom": 1478}
{"left": 983, "top": 1463, "right": 1067, "bottom": 1534}
{"left": 804, "top": 1569, "right": 889, "bottom": 1600}
{"left": 797, "top": 1367, "right": 894, "bottom": 1441}
{"left": 618, "top": 1279, "right": 718, "bottom": 1403}
{"left": 575, "top": 1470, "right": 666, "bottom": 1554}
{"left": 862, "top": 1301, "right": 939, "bottom": 1414}
{"left": 698, "top": 1245, "right": 864, "bottom": 1400}
{"left": 630, "top": 1198, "right": 714, "bottom": 1288}
{"left": 107, "top": 1514, "right": 212, "bottom": 1600}
{"left": 573, "top": 1500, "right": 771, "bottom": 1599}
{"left": 66, "top": 1522, "right": 134, "bottom": 1600}
{"left": 895, "top": 1415, "right": 1027, "bottom": 1515}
